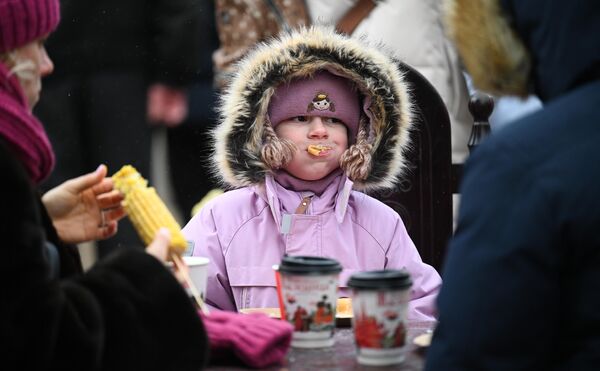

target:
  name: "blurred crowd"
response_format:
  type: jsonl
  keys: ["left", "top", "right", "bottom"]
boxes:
{"left": 3, "top": 0, "right": 598, "bottom": 369}
{"left": 34, "top": 0, "right": 487, "bottom": 259}
{"left": 34, "top": 0, "right": 544, "bottom": 261}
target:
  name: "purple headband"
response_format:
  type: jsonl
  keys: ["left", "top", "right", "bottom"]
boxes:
{"left": 268, "top": 70, "right": 361, "bottom": 140}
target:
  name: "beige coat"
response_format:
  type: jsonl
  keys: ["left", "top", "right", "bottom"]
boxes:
{"left": 213, "top": 0, "right": 310, "bottom": 89}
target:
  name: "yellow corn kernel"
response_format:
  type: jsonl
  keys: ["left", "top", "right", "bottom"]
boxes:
{"left": 112, "top": 165, "right": 187, "bottom": 255}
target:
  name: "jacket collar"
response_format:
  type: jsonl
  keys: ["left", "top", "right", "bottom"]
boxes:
{"left": 255, "top": 173, "right": 354, "bottom": 228}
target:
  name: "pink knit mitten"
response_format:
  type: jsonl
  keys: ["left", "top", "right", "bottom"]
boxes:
{"left": 201, "top": 310, "right": 293, "bottom": 368}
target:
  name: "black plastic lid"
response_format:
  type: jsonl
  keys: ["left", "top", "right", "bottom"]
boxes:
{"left": 278, "top": 256, "right": 342, "bottom": 275}
{"left": 347, "top": 270, "right": 412, "bottom": 290}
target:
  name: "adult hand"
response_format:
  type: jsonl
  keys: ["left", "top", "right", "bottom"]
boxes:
{"left": 42, "top": 164, "right": 125, "bottom": 244}
{"left": 147, "top": 83, "right": 189, "bottom": 127}
{"left": 146, "top": 228, "right": 189, "bottom": 286}
{"left": 145, "top": 228, "right": 171, "bottom": 262}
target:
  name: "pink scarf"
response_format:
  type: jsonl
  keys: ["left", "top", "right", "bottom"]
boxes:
{"left": 0, "top": 62, "right": 54, "bottom": 184}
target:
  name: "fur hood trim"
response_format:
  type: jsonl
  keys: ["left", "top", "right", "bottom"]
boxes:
{"left": 443, "top": 0, "right": 531, "bottom": 96}
{"left": 213, "top": 26, "right": 414, "bottom": 192}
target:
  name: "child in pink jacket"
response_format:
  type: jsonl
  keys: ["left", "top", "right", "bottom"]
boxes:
{"left": 183, "top": 26, "right": 442, "bottom": 321}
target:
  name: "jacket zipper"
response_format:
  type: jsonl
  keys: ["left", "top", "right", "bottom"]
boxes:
{"left": 295, "top": 196, "right": 312, "bottom": 214}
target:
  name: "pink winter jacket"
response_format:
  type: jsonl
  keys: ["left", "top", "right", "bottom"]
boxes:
{"left": 183, "top": 175, "right": 441, "bottom": 321}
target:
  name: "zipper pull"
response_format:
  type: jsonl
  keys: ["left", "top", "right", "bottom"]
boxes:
{"left": 294, "top": 196, "right": 312, "bottom": 214}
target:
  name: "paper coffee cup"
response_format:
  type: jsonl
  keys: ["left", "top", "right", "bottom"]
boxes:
{"left": 183, "top": 256, "right": 209, "bottom": 300}
{"left": 348, "top": 270, "right": 412, "bottom": 366}
{"left": 167, "top": 256, "right": 209, "bottom": 300}
{"left": 275, "top": 256, "right": 342, "bottom": 348}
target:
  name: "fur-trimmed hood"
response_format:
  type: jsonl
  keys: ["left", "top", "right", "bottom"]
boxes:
{"left": 212, "top": 26, "right": 413, "bottom": 192}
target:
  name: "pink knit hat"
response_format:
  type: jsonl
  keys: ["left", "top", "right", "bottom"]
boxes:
{"left": 0, "top": 0, "right": 60, "bottom": 54}
{"left": 268, "top": 70, "right": 361, "bottom": 140}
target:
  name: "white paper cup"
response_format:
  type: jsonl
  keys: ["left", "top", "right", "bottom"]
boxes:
{"left": 183, "top": 256, "right": 209, "bottom": 300}
{"left": 348, "top": 270, "right": 412, "bottom": 366}
{"left": 275, "top": 256, "right": 342, "bottom": 348}
{"left": 167, "top": 256, "right": 209, "bottom": 300}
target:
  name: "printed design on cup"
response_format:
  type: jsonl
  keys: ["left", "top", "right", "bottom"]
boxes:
{"left": 288, "top": 294, "right": 335, "bottom": 332}
{"left": 353, "top": 291, "right": 409, "bottom": 349}
{"left": 281, "top": 275, "right": 338, "bottom": 333}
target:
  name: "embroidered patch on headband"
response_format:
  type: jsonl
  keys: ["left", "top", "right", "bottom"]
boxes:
{"left": 308, "top": 92, "right": 336, "bottom": 112}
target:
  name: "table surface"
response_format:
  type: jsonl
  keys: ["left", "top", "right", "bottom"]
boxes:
{"left": 208, "top": 321, "right": 434, "bottom": 370}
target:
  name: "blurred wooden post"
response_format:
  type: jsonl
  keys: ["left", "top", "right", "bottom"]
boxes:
{"left": 467, "top": 92, "right": 494, "bottom": 152}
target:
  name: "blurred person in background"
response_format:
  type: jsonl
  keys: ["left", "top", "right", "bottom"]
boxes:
{"left": 0, "top": 0, "right": 208, "bottom": 369}
{"left": 167, "top": 1, "right": 221, "bottom": 217}
{"left": 212, "top": 0, "right": 309, "bottom": 90}
{"left": 426, "top": 0, "right": 600, "bottom": 369}
{"left": 34, "top": 0, "right": 202, "bottom": 257}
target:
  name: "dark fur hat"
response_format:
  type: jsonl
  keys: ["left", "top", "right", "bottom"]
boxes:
{"left": 213, "top": 26, "right": 414, "bottom": 192}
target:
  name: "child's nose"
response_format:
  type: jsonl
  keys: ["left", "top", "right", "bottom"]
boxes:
{"left": 308, "top": 117, "right": 329, "bottom": 139}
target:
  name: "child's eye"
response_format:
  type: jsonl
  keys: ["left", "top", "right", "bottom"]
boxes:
{"left": 324, "top": 117, "right": 343, "bottom": 125}
{"left": 294, "top": 116, "right": 308, "bottom": 122}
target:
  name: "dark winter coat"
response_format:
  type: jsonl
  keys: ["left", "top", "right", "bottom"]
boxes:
{"left": 426, "top": 0, "right": 600, "bottom": 370}
{"left": 44, "top": 0, "right": 200, "bottom": 86}
{"left": 0, "top": 138, "right": 208, "bottom": 370}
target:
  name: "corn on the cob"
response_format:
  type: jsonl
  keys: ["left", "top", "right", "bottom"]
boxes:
{"left": 112, "top": 165, "right": 187, "bottom": 255}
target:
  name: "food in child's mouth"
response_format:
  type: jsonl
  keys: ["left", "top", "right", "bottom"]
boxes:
{"left": 307, "top": 144, "right": 332, "bottom": 156}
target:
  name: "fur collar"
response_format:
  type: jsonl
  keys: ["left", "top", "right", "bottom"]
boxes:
{"left": 443, "top": 0, "right": 531, "bottom": 96}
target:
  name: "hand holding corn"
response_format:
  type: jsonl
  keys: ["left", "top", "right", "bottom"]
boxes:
{"left": 112, "top": 165, "right": 187, "bottom": 255}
